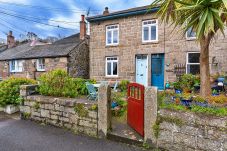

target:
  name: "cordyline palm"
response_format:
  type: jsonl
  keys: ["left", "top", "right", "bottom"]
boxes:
{"left": 151, "top": 0, "right": 227, "bottom": 97}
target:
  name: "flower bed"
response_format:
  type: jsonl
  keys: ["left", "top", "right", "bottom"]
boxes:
{"left": 160, "top": 74, "right": 227, "bottom": 116}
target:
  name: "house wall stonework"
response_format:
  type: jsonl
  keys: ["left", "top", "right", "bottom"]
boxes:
{"left": 68, "top": 39, "right": 89, "bottom": 79}
{"left": 0, "top": 57, "right": 68, "bottom": 80}
{"left": 89, "top": 13, "right": 227, "bottom": 84}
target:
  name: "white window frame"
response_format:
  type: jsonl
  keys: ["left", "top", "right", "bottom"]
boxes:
{"left": 105, "top": 57, "right": 118, "bottom": 77}
{"left": 186, "top": 52, "right": 200, "bottom": 74}
{"left": 10, "top": 60, "right": 23, "bottom": 73}
{"left": 36, "top": 58, "right": 45, "bottom": 71}
{"left": 186, "top": 27, "right": 196, "bottom": 40}
{"left": 106, "top": 24, "right": 119, "bottom": 46}
{"left": 142, "top": 19, "right": 158, "bottom": 43}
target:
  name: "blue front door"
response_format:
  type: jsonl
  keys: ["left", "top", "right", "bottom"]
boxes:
{"left": 151, "top": 54, "right": 165, "bottom": 90}
{"left": 136, "top": 55, "right": 148, "bottom": 86}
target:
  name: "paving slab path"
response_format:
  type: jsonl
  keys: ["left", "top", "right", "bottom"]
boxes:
{"left": 0, "top": 112, "right": 146, "bottom": 151}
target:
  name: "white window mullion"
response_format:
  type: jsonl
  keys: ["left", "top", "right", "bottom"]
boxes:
{"left": 149, "top": 26, "right": 151, "bottom": 41}
{"left": 111, "top": 61, "right": 113, "bottom": 75}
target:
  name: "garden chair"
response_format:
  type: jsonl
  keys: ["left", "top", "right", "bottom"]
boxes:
{"left": 85, "top": 82, "right": 98, "bottom": 101}
{"left": 113, "top": 80, "right": 118, "bottom": 92}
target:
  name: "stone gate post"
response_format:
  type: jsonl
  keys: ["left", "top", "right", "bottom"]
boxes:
{"left": 144, "top": 86, "right": 158, "bottom": 145}
{"left": 97, "top": 83, "right": 112, "bottom": 138}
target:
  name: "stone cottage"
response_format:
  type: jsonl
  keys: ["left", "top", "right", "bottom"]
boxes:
{"left": 87, "top": 6, "right": 227, "bottom": 89}
{"left": 0, "top": 15, "right": 89, "bottom": 80}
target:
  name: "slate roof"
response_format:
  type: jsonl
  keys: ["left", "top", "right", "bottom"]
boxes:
{"left": 0, "top": 33, "right": 82, "bottom": 61}
{"left": 86, "top": 5, "right": 159, "bottom": 22}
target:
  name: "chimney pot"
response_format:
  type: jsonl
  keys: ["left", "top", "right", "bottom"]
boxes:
{"left": 103, "top": 7, "right": 109, "bottom": 15}
{"left": 9, "top": 31, "right": 12, "bottom": 36}
{"left": 81, "top": 15, "right": 85, "bottom": 22}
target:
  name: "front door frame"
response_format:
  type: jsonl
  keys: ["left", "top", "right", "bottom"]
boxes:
{"left": 135, "top": 54, "right": 148, "bottom": 87}
{"left": 151, "top": 53, "right": 165, "bottom": 90}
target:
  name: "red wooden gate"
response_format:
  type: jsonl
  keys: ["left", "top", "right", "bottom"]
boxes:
{"left": 127, "top": 83, "right": 144, "bottom": 137}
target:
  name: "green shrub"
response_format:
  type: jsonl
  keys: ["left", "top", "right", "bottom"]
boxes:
{"left": 171, "top": 74, "right": 200, "bottom": 92}
{"left": 118, "top": 80, "right": 130, "bottom": 91}
{"left": 38, "top": 69, "right": 78, "bottom": 98}
{"left": 73, "top": 78, "right": 96, "bottom": 95}
{"left": 0, "top": 77, "right": 36, "bottom": 107}
{"left": 38, "top": 69, "right": 95, "bottom": 98}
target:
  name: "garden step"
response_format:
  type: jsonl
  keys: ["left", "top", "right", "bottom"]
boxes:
{"left": 107, "top": 132, "right": 143, "bottom": 146}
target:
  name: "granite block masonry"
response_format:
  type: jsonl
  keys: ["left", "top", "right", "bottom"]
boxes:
{"left": 20, "top": 85, "right": 98, "bottom": 137}
{"left": 156, "top": 109, "right": 227, "bottom": 151}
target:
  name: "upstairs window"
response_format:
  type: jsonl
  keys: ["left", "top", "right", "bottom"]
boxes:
{"left": 106, "top": 57, "right": 118, "bottom": 77}
{"left": 186, "top": 52, "right": 200, "bottom": 74}
{"left": 37, "top": 58, "right": 45, "bottom": 71}
{"left": 10, "top": 60, "right": 23, "bottom": 72}
{"left": 106, "top": 25, "right": 119, "bottom": 46}
{"left": 186, "top": 27, "right": 196, "bottom": 40}
{"left": 142, "top": 19, "right": 158, "bottom": 42}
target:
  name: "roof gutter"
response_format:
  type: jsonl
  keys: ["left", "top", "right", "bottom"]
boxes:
{"left": 87, "top": 7, "right": 159, "bottom": 22}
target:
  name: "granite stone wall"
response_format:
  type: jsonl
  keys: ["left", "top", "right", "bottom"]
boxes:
{"left": 20, "top": 85, "right": 98, "bottom": 137}
{"left": 19, "top": 84, "right": 111, "bottom": 138}
{"left": 156, "top": 109, "right": 227, "bottom": 151}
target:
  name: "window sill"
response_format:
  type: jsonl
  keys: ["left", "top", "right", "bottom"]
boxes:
{"left": 10, "top": 71, "right": 23, "bottom": 73}
{"left": 186, "top": 38, "right": 196, "bottom": 41}
{"left": 142, "top": 41, "right": 159, "bottom": 45}
{"left": 36, "top": 70, "right": 46, "bottom": 72}
{"left": 105, "top": 76, "right": 119, "bottom": 79}
{"left": 105, "top": 44, "right": 119, "bottom": 48}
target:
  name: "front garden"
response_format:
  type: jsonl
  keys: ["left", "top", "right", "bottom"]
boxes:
{"left": 159, "top": 74, "right": 227, "bottom": 117}
{"left": 0, "top": 69, "right": 96, "bottom": 114}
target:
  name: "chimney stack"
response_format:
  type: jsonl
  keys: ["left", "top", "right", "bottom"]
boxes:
{"left": 103, "top": 7, "right": 109, "bottom": 15}
{"left": 7, "top": 31, "right": 15, "bottom": 48}
{"left": 80, "top": 15, "right": 86, "bottom": 40}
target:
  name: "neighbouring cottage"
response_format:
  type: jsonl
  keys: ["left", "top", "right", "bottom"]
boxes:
{"left": 0, "top": 15, "right": 89, "bottom": 80}
{"left": 87, "top": 6, "right": 227, "bottom": 89}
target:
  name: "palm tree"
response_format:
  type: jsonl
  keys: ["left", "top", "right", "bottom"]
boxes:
{"left": 151, "top": 0, "right": 227, "bottom": 97}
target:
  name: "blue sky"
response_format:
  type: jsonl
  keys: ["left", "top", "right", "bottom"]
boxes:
{"left": 0, "top": 0, "right": 153, "bottom": 40}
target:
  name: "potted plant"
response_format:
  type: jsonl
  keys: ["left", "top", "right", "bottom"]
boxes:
{"left": 193, "top": 95, "right": 208, "bottom": 107}
{"left": 180, "top": 93, "right": 193, "bottom": 107}
{"left": 212, "top": 89, "right": 219, "bottom": 96}
{"left": 172, "top": 81, "right": 182, "bottom": 94}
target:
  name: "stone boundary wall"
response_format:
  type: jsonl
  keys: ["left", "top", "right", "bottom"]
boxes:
{"left": 156, "top": 109, "right": 227, "bottom": 151}
{"left": 20, "top": 85, "right": 98, "bottom": 137}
